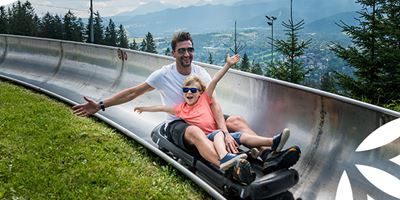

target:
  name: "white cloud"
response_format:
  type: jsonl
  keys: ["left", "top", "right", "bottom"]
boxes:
{"left": 4, "top": 0, "right": 236, "bottom": 17}
{"left": 0, "top": 0, "right": 18, "bottom": 7}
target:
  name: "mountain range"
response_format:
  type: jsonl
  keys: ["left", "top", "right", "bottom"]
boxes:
{"left": 108, "top": 0, "right": 360, "bottom": 37}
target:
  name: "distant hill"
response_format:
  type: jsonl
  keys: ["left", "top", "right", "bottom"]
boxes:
{"left": 109, "top": 0, "right": 360, "bottom": 37}
{"left": 116, "top": 2, "right": 178, "bottom": 17}
{"left": 304, "top": 11, "right": 359, "bottom": 34}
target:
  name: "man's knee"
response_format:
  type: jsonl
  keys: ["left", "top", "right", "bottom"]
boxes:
{"left": 226, "top": 115, "right": 246, "bottom": 126}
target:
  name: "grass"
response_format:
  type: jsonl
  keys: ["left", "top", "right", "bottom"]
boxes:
{"left": 0, "top": 80, "right": 211, "bottom": 200}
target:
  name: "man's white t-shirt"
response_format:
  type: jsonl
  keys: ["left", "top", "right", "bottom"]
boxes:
{"left": 145, "top": 62, "right": 212, "bottom": 122}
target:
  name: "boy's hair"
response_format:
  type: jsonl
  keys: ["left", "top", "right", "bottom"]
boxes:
{"left": 171, "top": 32, "right": 193, "bottom": 51}
{"left": 183, "top": 75, "right": 206, "bottom": 92}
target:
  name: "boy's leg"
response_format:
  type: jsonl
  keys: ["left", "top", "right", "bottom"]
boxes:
{"left": 212, "top": 131, "right": 228, "bottom": 159}
{"left": 168, "top": 120, "right": 220, "bottom": 166}
{"left": 184, "top": 126, "right": 220, "bottom": 166}
{"left": 209, "top": 130, "right": 247, "bottom": 170}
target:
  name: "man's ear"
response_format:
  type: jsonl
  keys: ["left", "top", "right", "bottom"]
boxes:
{"left": 171, "top": 50, "right": 176, "bottom": 58}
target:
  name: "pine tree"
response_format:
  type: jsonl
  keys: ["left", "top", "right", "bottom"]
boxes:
{"left": 164, "top": 47, "right": 171, "bottom": 56}
{"left": 331, "top": 0, "right": 400, "bottom": 105}
{"left": 104, "top": 19, "right": 117, "bottom": 46}
{"left": 320, "top": 71, "right": 337, "bottom": 93}
{"left": 266, "top": 0, "right": 311, "bottom": 84}
{"left": 145, "top": 32, "right": 157, "bottom": 53}
{"left": 0, "top": 6, "right": 8, "bottom": 34}
{"left": 240, "top": 53, "right": 251, "bottom": 72}
{"left": 117, "top": 24, "right": 129, "bottom": 48}
{"left": 229, "top": 20, "right": 246, "bottom": 55}
{"left": 63, "top": 10, "right": 83, "bottom": 42}
{"left": 86, "top": 11, "right": 103, "bottom": 44}
{"left": 139, "top": 39, "right": 146, "bottom": 51}
{"left": 39, "top": 12, "right": 63, "bottom": 39}
{"left": 250, "top": 60, "right": 263, "bottom": 75}
{"left": 208, "top": 52, "right": 213, "bottom": 64}
{"left": 129, "top": 39, "right": 138, "bottom": 50}
{"left": 8, "top": 1, "right": 39, "bottom": 36}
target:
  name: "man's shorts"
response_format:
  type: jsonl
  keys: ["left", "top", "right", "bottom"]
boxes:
{"left": 207, "top": 130, "right": 242, "bottom": 145}
{"left": 165, "top": 119, "right": 198, "bottom": 153}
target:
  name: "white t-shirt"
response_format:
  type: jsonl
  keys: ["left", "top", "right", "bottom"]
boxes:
{"left": 145, "top": 62, "right": 212, "bottom": 121}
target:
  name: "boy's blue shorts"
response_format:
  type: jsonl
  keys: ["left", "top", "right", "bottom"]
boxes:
{"left": 207, "top": 130, "right": 242, "bottom": 145}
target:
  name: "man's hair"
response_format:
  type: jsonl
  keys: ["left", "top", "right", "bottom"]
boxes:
{"left": 183, "top": 75, "right": 206, "bottom": 92}
{"left": 171, "top": 32, "right": 193, "bottom": 51}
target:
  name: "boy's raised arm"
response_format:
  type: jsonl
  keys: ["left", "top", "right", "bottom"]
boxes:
{"left": 206, "top": 54, "right": 240, "bottom": 97}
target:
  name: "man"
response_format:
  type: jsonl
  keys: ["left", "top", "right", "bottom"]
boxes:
{"left": 72, "top": 32, "right": 280, "bottom": 184}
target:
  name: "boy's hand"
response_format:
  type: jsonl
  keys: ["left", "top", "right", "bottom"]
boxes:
{"left": 134, "top": 107, "right": 143, "bottom": 114}
{"left": 226, "top": 54, "right": 241, "bottom": 67}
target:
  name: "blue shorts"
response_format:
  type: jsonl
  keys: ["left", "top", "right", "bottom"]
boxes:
{"left": 207, "top": 130, "right": 242, "bottom": 145}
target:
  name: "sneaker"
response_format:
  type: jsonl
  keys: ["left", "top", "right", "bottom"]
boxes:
{"left": 220, "top": 153, "right": 247, "bottom": 170}
{"left": 262, "top": 146, "right": 301, "bottom": 174}
{"left": 271, "top": 128, "right": 290, "bottom": 152}
{"left": 225, "top": 159, "right": 255, "bottom": 185}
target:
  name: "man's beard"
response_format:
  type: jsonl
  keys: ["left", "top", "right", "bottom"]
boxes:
{"left": 179, "top": 57, "right": 191, "bottom": 68}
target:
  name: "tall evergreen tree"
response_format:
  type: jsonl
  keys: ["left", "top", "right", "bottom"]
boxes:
{"left": 0, "top": 6, "right": 8, "bottom": 34}
{"left": 266, "top": 0, "right": 311, "bottom": 84}
{"left": 230, "top": 20, "right": 246, "bottom": 55}
{"left": 320, "top": 71, "right": 337, "bottom": 93}
{"left": 208, "top": 52, "right": 213, "bottom": 64}
{"left": 165, "top": 47, "right": 171, "bottom": 56}
{"left": 145, "top": 32, "right": 157, "bottom": 53}
{"left": 240, "top": 53, "right": 251, "bottom": 72}
{"left": 8, "top": 1, "right": 39, "bottom": 36}
{"left": 38, "top": 12, "right": 63, "bottom": 39}
{"left": 63, "top": 10, "right": 83, "bottom": 42}
{"left": 139, "top": 39, "right": 146, "bottom": 51}
{"left": 129, "top": 39, "right": 138, "bottom": 50}
{"left": 86, "top": 11, "right": 103, "bottom": 44}
{"left": 331, "top": 0, "right": 400, "bottom": 105}
{"left": 104, "top": 19, "right": 117, "bottom": 46}
{"left": 250, "top": 60, "right": 263, "bottom": 75}
{"left": 117, "top": 24, "right": 129, "bottom": 48}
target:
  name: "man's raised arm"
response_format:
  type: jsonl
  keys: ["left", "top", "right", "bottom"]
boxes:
{"left": 72, "top": 82, "right": 154, "bottom": 117}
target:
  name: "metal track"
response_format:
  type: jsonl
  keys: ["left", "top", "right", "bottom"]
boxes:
{"left": 1, "top": 34, "right": 399, "bottom": 200}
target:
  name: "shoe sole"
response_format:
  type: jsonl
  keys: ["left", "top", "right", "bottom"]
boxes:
{"left": 220, "top": 153, "right": 248, "bottom": 170}
{"left": 263, "top": 146, "right": 300, "bottom": 174}
{"left": 233, "top": 159, "right": 255, "bottom": 185}
{"left": 249, "top": 148, "right": 260, "bottom": 159}
{"left": 275, "top": 128, "right": 290, "bottom": 152}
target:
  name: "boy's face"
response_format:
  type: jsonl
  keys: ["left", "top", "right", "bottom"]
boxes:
{"left": 183, "top": 83, "right": 202, "bottom": 106}
{"left": 172, "top": 40, "right": 194, "bottom": 68}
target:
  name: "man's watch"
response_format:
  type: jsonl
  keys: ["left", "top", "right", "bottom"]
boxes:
{"left": 99, "top": 101, "right": 105, "bottom": 111}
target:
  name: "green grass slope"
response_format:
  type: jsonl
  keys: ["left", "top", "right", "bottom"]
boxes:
{"left": 0, "top": 80, "right": 210, "bottom": 200}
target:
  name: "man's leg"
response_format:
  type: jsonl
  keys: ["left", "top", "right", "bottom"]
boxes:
{"left": 184, "top": 125, "right": 220, "bottom": 166}
{"left": 226, "top": 115, "right": 259, "bottom": 136}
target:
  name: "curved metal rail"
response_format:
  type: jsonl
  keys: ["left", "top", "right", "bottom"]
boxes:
{"left": 1, "top": 34, "right": 399, "bottom": 200}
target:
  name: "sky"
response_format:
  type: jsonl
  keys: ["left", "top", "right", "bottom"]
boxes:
{"left": 1, "top": 0, "right": 238, "bottom": 18}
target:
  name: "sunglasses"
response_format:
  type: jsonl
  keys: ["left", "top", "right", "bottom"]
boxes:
{"left": 182, "top": 87, "right": 200, "bottom": 93}
{"left": 176, "top": 47, "right": 194, "bottom": 55}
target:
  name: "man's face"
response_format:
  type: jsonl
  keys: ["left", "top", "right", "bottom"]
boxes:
{"left": 172, "top": 40, "right": 194, "bottom": 68}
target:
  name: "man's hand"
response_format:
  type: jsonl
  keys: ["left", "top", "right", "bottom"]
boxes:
{"left": 224, "top": 131, "right": 239, "bottom": 153}
{"left": 72, "top": 96, "right": 100, "bottom": 117}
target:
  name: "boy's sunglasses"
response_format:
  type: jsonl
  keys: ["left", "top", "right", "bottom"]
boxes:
{"left": 177, "top": 47, "right": 194, "bottom": 55}
{"left": 182, "top": 87, "right": 200, "bottom": 93}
